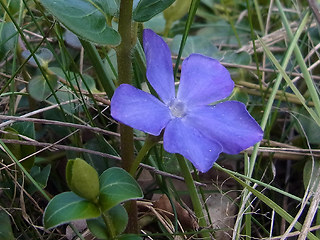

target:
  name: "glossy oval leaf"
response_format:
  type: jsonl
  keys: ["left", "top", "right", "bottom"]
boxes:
{"left": 40, "top": 0, "right": 120, "bottom": 45}
{"left": 99, "top": 167, "right": 143, "bottom": 211}
{"left": 92, "top": 0, "right": 120, "bottom": 17}
{"left": 108, "top": 204, "right": 128, "bottom": 235}
{"left": 228, "top": 87, "right": 249, "bottom": 105}
{"left": 0, "top": 22, "right": 18, "bottom": 61}
{"left": 87, "top": 204, "right": 128, "bottom": 239}
{"left": 222, "top": 51, "right": 251, "bottom": 65}
{"left": 43, "top": 191, "right": 100, "bottom": 229}
{"left": 133, "top": 0, "right": 175, "bottom": 22}
{"left": 28, "top": 73, "right": 58, "bottom": 102}
{"left": 303, "top": 159, "right": 320, "bottom": 192}
{"left": 86, "top": 217, "right": 108, "bottom": 239}
{"left": 295, "top": 108, "right": 320, "bottom": 144}
{"left": 63, "top": 30, "right": 81, "bottom": 49}
{"left": 118, "top": 235, "right": 143, "bottom": 240}
{"left": 169, "top": 35, "right": 220, "bottom": 58}
{"left": 0, "top": 210, "right": 14, "bottom": 240}
{"left": 21, "top": 48, "right": 53, "bottom": 67}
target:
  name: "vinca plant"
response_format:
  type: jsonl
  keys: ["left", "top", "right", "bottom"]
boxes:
{"left": 1, "top": 0, "right": 320, "bottom": 239}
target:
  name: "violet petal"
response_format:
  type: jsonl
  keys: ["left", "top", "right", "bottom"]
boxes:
{"left": 177, "top": 54, "right": 234, "bottom": 106}
{"left": 163, "top": 118, "right": 223, "bottom": 173}
{"left": 111, "top": 84, "right": 172, "bottom": 136}
{"left": 143, "top": 29, "right": 175, "bottom": 104}
{"left": 187, "top": 101, "right": 263, "bottom": 154}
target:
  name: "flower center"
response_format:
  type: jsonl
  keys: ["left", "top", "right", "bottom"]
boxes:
{"left": 169, "top": 99, "right": 187, "bottom": 118}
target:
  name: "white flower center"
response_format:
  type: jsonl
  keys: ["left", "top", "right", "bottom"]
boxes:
{"left": 169, "top": 99, "right": 187, "bottom": 118}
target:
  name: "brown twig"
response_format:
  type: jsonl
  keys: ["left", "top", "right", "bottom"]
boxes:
{"left": 0, "top": 139, "right": 206, "bottom": 187}
{"left": 0, "top": 115, "right": 118, "bottom": 137}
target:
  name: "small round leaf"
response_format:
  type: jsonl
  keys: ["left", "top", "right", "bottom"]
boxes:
{"left": 21, "top": 48, "right": 53, "bottom": 67}
{"left": 99, "top": 167, "right": 143, "bottom": 211}
{"left": 40, "top": 0, "right": 120, "bottom": 45}
{"left": 133, "top": 0, "right": 175, "bottom": 22}
{"left": 28, "top": 73, "right": 58, "bottom": 102}
{"left": 87, "top": 204, "right": 128, "bottom": 238}
{"left": 0, "top": 210, "right": 14, "bottom": 240}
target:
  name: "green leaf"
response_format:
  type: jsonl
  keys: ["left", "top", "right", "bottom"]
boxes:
{"left": 118, "top": 235, "right": 143, "bottom": 240}
{"left": 33, "top": 165, "right": 51, "bottom": 187}
{"left": 28, "top": 73, "right": 58, "bottom": 102}
{"left": 87, "top": 204, "right": 128, "bottom": 239}
{"left": 303, "top": 159, "right": 320, "bottom": 192}
{"left": 107, "top": 204, "right": 128, "bottom": 235}
{"left": 1, "top": 126, "right": 35, "bottom": 170}
{"left": 12, "top": 121, "right": 35, "bottom": 139}
{"left": 63, "top": 29, "right": 82, "bottom": 49}
{"left": 133, "top": 0, "right": 175, "bottom": 22}
{"left": 46, "top": 87, "right": 78, "bottom": 113}
{"left": 86, "top": 217, "right": 108, "bottom": 239}
{"left": 12, "top": 122, "right": 36, "bottom": 170}
{"left": 2, "top": 127, "right": 22, "bottom": 160}
{"left": 21, "top": 48, "right": 53, "bottom": 67}
{"left": 144, "top": 12, "right": 166, "bottom": 33}
{"left": 66, "top": 158, "right": 100, "bottom": 202}
{"left": 40, "top": 0, "right": 120, "bottom": 45}
{"left": 221, "top": 51, "right": 251, "bottom": 65}
{"left": 197, "top": 20, "right": 251, "bottom": 46}
{"left": 0, "top": 210, "right": 14, "bottom": 240}
{"left": 28, "top": 164, "right": 51, "bottom": 195}
{"left": 163, "top": 0, "right": 192, "bottom": 29}
{"left": 0, "top": 22, "right": 18, "bottom": 60}
{"left": 49, "top": 67, "right": 99, "bottom": 93}
{"left": 228, "top": 87, "right": 249, "bottom": 105}
{"left": 43, "top": 191, "right": 100, "bottom": 229}
{"left": 83, "top": 137, "right": 119, "bottom": 175}
{"left": 92, "top": 0, "right": 120, "bottom": 17}
{"left": 0, "top": 1, "right": 21, "bottom": 16}
{"left": 99, "top": 167, "right": 143, "bottom": 211}
{"left": 169, "top": 35, "right": 219, "bottom": 58}
{"left": 295, "top": 108, "right": 320, "bottom": 144}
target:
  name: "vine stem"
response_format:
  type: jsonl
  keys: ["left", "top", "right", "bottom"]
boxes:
{"left": 176, "top": 154, "right": 211, "bottom": 239}
{"left": 116, "top": 0, "right": 134, "bottom": 172}
{"left": 129, "top": 135, "right": 158, "bottom": 176}
{"left": 102, "top": 211, "right": 117, "bottom": 239}
{"left": 115, "top": 0, "right": 137, "bottom": 234}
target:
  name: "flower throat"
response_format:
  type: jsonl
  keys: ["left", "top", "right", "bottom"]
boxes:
{"left": 169, "top": 99, "right": 187, "bottom": 118}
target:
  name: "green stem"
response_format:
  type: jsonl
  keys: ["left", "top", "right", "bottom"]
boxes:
{"left": 129, "top": 135, "right": 158, "bottom": 176}
{"left": 116, "top": 0, "right": 134, "bottom": 172}
{"left": 243, "top": 153, "right": 251, "bottom": 240}
{"left": 80, "top": 40, "right": 115, "bottom": 98}
{"left": 116, "top": 0, "right": 137, "bottom": 234}
{"left": 176, "top": 154, "right": 211, "bottom": 239}
{"left": 253, "top": 0, "right": 264, "bottom": 33}
{"left": 173, "top": 0, "right": 201, "bottom": 79}
{"left": 102, "top": 211, "right": 117, "bottom": 239}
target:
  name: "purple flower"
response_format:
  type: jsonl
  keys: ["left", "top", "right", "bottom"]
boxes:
{"left": 111, "top": 29, "right": 263, "bottom": 173}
